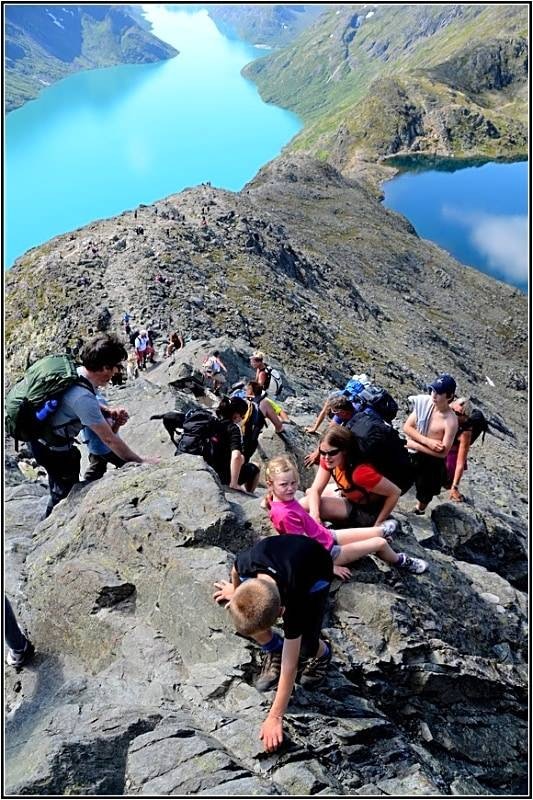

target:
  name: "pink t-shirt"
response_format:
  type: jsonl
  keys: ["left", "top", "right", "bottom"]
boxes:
{"left": 269, "top": 499, "right": 334, "bottom": 552}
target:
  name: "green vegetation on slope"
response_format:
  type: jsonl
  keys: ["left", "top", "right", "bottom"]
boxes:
{"left": 244, "top": 3, "right": 528, "bottom": 165}
{"left": 5, "top": 6, "right": 177, "bottom": 112}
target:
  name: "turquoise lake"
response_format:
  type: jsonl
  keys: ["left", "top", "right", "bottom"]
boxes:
{"left": 383, "top": 158, "right": 528, "bottom": 292}
{"left": 5, "top": 5, "right": 529, "bottom": 294}
{"left": 5, "top": 5, "right": 301, "bottom": 268}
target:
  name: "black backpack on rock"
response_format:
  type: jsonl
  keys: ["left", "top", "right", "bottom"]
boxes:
{"left": 242, "top": 398, "right": 266, "bottom": 461}
{"left": 174, "top": 408, "right": 225, "bottom": 466}
{"left": 346, "top": 410, "right": 414, "bottom": 495}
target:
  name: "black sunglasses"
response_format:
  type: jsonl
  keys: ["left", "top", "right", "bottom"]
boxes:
{"left": 319, "top": 448, "right": 341, "bottom": 457}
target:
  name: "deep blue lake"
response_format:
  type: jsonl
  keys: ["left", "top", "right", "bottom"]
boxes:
{"left": 5, "top": 5, "right": 301, "bottom": 268}
{"left": 383, "top": 158, "right": 528, "bottom": 292}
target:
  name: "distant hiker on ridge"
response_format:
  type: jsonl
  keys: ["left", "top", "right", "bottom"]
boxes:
{"left": 165, "top": 330, "right": 184, "bottom": 358}
{"left": 202, "top": 350, "right": 227, "bottom": 395}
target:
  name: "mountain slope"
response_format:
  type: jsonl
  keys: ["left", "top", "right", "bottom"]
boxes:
{"left": 244, "top": 3, "right": 528, "bottom": 167}
{"left": 5, "top": 5, "right": 177, "bottom": 112}
{"left": 205, "top": 3, "right": 333, "bottom": 47}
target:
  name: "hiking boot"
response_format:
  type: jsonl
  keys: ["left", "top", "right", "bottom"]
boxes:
{"left": 255, "top": 649, "right": 282, "bottom": 692}
{"left": 299, "top": 642, "right": 332, "bottom": 689}
{"left": 397, "top": 553, "right": 428, "bottom": 575}
{"left": 381, "top": 519, "right": 399, "bottom": 542}
{"left": 6, "top": 640, "right": 34, "bottom": 670}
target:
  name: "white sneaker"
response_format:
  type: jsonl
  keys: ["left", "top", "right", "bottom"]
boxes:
{"left": 397, "top": 553, "right": 428, "bottom": 575}
{"left": 381, "top": 519, "right": 399, "bottom": 542}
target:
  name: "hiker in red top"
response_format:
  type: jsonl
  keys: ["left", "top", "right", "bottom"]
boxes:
{"left": 300, "top": 426, "right": 401, "bottom": 528}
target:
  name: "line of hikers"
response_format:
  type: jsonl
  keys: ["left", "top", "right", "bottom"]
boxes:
{"left": 5, "top": 333, "right": 489, "bottom": 752}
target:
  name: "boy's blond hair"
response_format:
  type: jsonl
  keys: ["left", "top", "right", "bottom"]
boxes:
{"left": 228, "top": 578, "right": 281, "bottom": 636}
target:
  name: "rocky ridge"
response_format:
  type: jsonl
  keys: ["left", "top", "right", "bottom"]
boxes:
{"left": 6, "top": 155, "right": 528, "bottom": 504}
{"left": 4, "top": 340, "right": 528, "bottom": 796}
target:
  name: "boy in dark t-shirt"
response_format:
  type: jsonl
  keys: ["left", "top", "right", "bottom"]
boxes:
{"left": 213, "top": 535, "right": 333, "bottom": 753}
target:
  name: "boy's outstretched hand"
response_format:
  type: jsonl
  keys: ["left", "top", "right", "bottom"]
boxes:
{"left": 213, "top": 580, "right": 235, "bottom": 605}
{"left": 260, "top": 714, "right": 283, "bottom": 752}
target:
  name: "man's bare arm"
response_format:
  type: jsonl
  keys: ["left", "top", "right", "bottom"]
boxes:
{"left": 89, "top": 422, "right": 157, "bottom": 464}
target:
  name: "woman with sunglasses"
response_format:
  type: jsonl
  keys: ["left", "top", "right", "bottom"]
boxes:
{"left": 301, "top": 426, "right": 401, "bottom": 528}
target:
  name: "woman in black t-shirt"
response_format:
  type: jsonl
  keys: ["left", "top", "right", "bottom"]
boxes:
{"left": 214, "top": 397, "right": 260, "bottom": 493}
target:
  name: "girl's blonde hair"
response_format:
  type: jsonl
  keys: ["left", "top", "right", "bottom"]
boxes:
{"left": 264, "top": 456, "right": 299, "bottom": 508}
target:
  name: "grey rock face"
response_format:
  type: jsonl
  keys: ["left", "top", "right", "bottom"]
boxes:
{"left": 4, "top": 440, "right": 527, "bottom": 795}
{"left": 430, "top": 502, "right": 528, "bottom": 590}
{"left": 3, "top": 150, "right": 528, "bottom": 795}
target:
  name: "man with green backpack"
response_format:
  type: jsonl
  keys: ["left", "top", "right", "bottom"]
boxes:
{"left": 6, "top": 333, "right": 159, "bottom": 517}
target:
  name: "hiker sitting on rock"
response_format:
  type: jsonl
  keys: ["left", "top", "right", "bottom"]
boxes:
{"left": 165, "top": 330, "right": 184, "bottom": 358}
{"left": 301, "top": 427, "right": 401, "bottom": 528}
{"left": 28, "top": 334, "right": 159, "bottom": 517}
{"left": 265, "top": 456, "right": 427, "bottom": 577}
{"left": 245, "top": 381, "right": 284, "bottom": 434}
{"left": 213, "top": 534, "right": 334, "bottom": 753}
{"left": 213, "top": 397, "right": 260, "bottom": 493}
{"left": 404, "top": 374, "right": 458, "bottom": 515}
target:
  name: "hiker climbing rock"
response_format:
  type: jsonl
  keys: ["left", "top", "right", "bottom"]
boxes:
{"left": 5, "top": 334, "right": 159, "bottom": 516}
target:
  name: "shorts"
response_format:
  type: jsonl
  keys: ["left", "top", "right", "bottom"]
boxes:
{"left": 411, "top": 452, "right": 447, "bottom": 504}
{"left": 238, "top": 461, "right": 259, "bottom": 486}
{"left": 330, "top": 544, "right": 341, "bottom": 560}
{"left": 345, "top": 500, "right": 383, "bottom": 528}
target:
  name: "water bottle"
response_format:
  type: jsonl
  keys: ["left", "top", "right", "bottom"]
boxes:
{"left": 35, "top": 399, "right": 58, "bottom": 422}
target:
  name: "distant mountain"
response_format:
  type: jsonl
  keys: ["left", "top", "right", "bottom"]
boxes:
{"left": 204, "top": 4, "right": 334, "bottom": 47}
{"left": 244, "top": 3, "right": 528, "bottom": 168}
{"left": 5, "top": 5, "right": 177, "bottom": 112}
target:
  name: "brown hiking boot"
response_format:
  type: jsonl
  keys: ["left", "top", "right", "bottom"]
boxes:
{"left": 255, "top": 649, "right": 282, "bottom": 692}
{"left": 298, "top": 642, "right": 332, "bottom": 689}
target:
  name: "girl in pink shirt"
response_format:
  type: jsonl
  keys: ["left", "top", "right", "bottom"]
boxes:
{"left": 264, "top": 456, "right": 427, "bottom": 578}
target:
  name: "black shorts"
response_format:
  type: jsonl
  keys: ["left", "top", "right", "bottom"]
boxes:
{"left": 411, "top": 452, "right": 447, "bottom": 504}
{"left": 238, "top": 461, "right": 259, "bottom": 486}
{"left": 345, "top": 500, "right": 384, "bottom": 528}
{"left": 296, "top": 584, "right": 330, "bottom": 660}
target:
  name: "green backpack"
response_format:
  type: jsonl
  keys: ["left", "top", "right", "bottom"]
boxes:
{"left": 5, "top": 354, "right": 94, "bottom": 446}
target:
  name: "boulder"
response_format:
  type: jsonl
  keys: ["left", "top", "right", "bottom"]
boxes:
{"left": 4, "top": 453, "right": 527, "bottom": 795}
{"left": 430, "top": 502, "right": 528, "bottom": 590}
